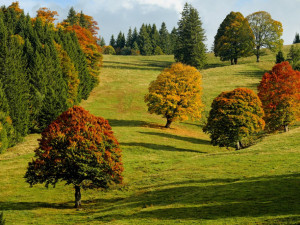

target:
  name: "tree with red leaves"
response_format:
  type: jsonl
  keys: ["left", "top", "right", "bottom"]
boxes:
{"left": 258, "top": 62, "right": 300, "bottom": 132}
{"left": 203, "top": 88, "right": 265, "bottom": 150}
{"left": 24, "top": 106, "right": 123, "bottom": 208}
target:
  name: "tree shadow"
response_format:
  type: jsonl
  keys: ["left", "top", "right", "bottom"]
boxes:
{"left": 203, "top": 63, "right": 229, "bottom": 69}
{"left": 103, "top": 60, "right": 172, "bottom": 71}
{"left": 108, "top": 119, "right": 148, "bottom": 127}
{"left": 121, "top": 142, "right": 205, "bottom": 154}
{"left": 139, "top": 131, "right": 211, "bottom": 145}
{"left": 93, "top": 173, "right": 300, "bottom": 222}
{"left": 0, "top": 201, "right": 74, "bottom": 211}
{"left": 140, "top": 59, "right": 173, "bottom": 69}
{"left": 237, "top": 70, "right": 265, "bottom": 78}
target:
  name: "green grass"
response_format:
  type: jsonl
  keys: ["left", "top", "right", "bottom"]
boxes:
{"left": 0, "top": 50, "right": 300, "bottom": 224}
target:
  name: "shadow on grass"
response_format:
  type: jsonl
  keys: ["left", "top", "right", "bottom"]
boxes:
{"left": 204, "top": 63, "right": 229, "bottom": 69}
{"left": 121, "top": 142, "right": 205, "bottom": 154}
{"left": 103, "top": 60, "right": 172, "bottom": 71}
{"left": 237, "top": 70, "right": 265, "bottom": 78}
{"left": 0, "top": 201, "right": 74, "bottom": 210}
{"left": 108, "top": 119, "right": 148, "bottom": 127}
{"left": 92, "top": 173, "right": 300, "bottom": 222}
{"left": 139, "top": 131, "right": 211, "bottom": 145}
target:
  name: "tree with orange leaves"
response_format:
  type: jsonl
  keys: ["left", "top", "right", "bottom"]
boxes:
{"left": 258, "top": 62, "right": 300, "bottom": 132}
{"left": 24, "top": 106, "right": 123, "bottom": 208}
{"left": 35, "top": 7, "right": 58, "bottom": 24}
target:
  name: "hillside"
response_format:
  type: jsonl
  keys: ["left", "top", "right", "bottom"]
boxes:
{"left": 0, "top": 49, "right": 299, "bottom": 225}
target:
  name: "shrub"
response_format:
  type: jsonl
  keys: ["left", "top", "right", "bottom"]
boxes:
{"left": 103, "top": 45, "right": 116, "bottom": 55}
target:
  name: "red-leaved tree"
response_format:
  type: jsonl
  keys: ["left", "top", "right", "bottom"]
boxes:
{"left": 24, "top": 106, "right": 123, "bottom": 208}
{"left": 258, "top": 61, "right": 300, "bottom": 132}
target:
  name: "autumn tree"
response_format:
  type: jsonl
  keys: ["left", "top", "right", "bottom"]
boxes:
{"left": 24, "top": 106, "right": 124, "bottom": 208}
{"left": 203, "top": 88, "right": 265, "bottom": 150}
{"left": 246, "top": 11, "right": 283, "bottom": 62}
{"left": 145, "top": 63, "right": 204, "bottom": 128}
{"left": 258, "top": 62, "right": 300, "bottom": 132}
{"left": 174, "top": 3, "right": 206, "bottom": 69}
{"left": 214, "top": 11, "right": 254, "bottom": 65}
{"left": 35, "top": 7, "right": 58, "bottom": 24}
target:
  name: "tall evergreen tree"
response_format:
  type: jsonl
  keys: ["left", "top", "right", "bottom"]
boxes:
{"left": 116, "top": 31, "right": 125, "bottom": 49}
{"left": 174, "top": 3, "right": 207, "bottom": 69}
{"left": 132, "top": 27, "right": 139, "bottom": 47}
{"left": 150, "top": 24, "right": 160, "bottom": 54}
{"left": 126, "top": 27, "right": 133, "bottom": 48}
{"left": 138, "top": 24, "right": 153, "bottom": 55}
{"left": 109, "top": 34, "right": 116, "bottom": 48}
{"left": 294, "top": 33, "right": 300, "bottom": 44}
{"left": 169, "top": 27, "right": 177, "bottom": 54}
{"left": 67, "top": 7, "right": 78, "bottom": 25}
{"left": 159, "top": 22, "right": 170, "bottom": 54}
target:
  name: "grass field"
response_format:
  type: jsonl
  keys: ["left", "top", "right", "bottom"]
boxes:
{"left": 0, "top": 48, "right": 300, "bottom": 224}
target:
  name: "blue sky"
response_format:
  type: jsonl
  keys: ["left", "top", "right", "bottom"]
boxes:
{"left": 2, "top": 0, "right": 300, "bottom": 48}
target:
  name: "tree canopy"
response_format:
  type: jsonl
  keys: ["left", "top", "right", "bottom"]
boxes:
{"left": 214, "top": 11, "right": 254, "bottom": 65}
{"left": 203, "top": 88, "right": 265, "bottom": 150}
{"left": 145, "top": 62, "right": 204, "bottom": 128}
{"left": 258, "top": 62, "right": 300, "bottom": 132}
{"left": 174, "top": 3, "right": 206, "bottom": 69}
{"left": 246, "top": 11, "right": 283, "bottom": 62}
{"left": 25, "top": 106, "right": 124, "bottom": 208}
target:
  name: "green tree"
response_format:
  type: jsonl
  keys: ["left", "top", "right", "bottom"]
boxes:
{"left": 287, "top": 45, "right": 300, "bottom": 66}
{"left": 66, "top": 7, "right": 78, "bottom": 25}
{"left": 169, "top": 27, "right": 177, "bottom": 54}
{"left": 116, "top": 31, "right": 125, "bottom": 50}
{"left": 293, "top": 33, "right": 300, "bottom": 44}
{"left": 276, "top": 50, "right": 285, "bottom": 64}
{"left": 145, "top": 63, "right": 204, "bottom": 128}
{"left": 214, "top": 11, "right": 254, "bottom": 65}
{"left": 246, "top": 11, "right": 283, "bottom": 62}
{"left": 159, "top": 22, "right": 170, "bottom": 54}
{"left": 150, "top": 24, "right": 160, "bottom": 55}
{"left": 138, "top": 24, "right": 153, "bottom": 55}
{"left": 203, "top": 88, "right": 265, "bottom": 150}
{"left": 109, "top": 34, "right": 116, "bottom": 49}
{"left": 126, "top": 27, "right": 133, "bottom": 48}
{"left": 174, "top": 3, "right": 206, "bottom": 69}
{"left": 25, "top": 106, "right": 124, "bottom": 208}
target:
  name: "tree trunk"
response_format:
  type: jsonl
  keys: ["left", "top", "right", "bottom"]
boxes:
{"left": 165, "top": 118, "right": 172, "bottom": 128}
{"left": 230, "top": 58, "right": 234, "bottom": 65}
{"left": 284, "top": 125, "right": 289, "bottom": 132}
{"left": 256, "top": 46, "right": 260, "bottom": 62}
{"left": 74, "top": 185, "right": 81, "bottom": 208}
{"left": 234, "top": 58, "right": 238, "bottom": 64}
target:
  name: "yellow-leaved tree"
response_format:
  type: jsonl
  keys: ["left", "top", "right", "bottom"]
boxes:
{"left": 145, "top": 63, "right": 204, "bottom": 128}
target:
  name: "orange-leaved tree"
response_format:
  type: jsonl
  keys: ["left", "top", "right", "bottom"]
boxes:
{"left": 258, "top": 61, "right": 300, "bottom": 132}
{"left": 24, "top": 106, "right": 123, "bottom": 208}
{"left": 203, "top": 88, "right": 265, "bottom": 150}
{"left": 35, "top": 7, "right": 59, "bottom": 24}
{"left": 145, "top": 62, "right": 204, "bottom": 128}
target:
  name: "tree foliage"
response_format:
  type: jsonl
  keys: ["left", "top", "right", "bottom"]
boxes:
{"left": 25, "top": 106, "right": 124, "bottom": 208}
{"left": 258, "top": 62, "right": 300, "bottom": 132}
{"left": 145, "top": 63, "right": 204, "bottom": 128}
{"left": 174, "top": 3, "right": 206, "bottom": 69}
{"left": 293, "top": 33, "right": 300, "bottom": 44}
{"left": 214, "top": 11, "right": 254, "bottom": 65}
{"left": 203, "top": 88, "right": 265, "bottom": 150}
{"left": 246, "top": 11, "right": 283, "bottom": 62}
{"left": 275, "top": 50, "right": 285, "bottom": 64}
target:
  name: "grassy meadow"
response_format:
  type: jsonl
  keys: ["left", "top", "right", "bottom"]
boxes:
{"left": 0, "top": 47, "right": 300, "bottom": 224}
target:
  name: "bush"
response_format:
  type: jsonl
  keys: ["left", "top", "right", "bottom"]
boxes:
{"left": 25, "top": 106, "right": 123, "bottom": 208}
{"left": 154, "top": 46, "right": 164, "bottom": 55}
{"left": 121, "top": 47, "right": 132, "bottom": 55}
{"left": 103, "top": 45, "right": 116, "bottom": 55}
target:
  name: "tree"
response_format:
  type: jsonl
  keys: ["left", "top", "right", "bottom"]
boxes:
{"left": 35, "top": 7, "right": 58, "bottom": 24}
{"left": 150, "top": 24, "right": 160, "bottom": 55}
{"left": 258, "top": 62, "right": 300, "bottom": 132}
{"left": 246, "top": 11, "right": 283, "bottom": 62}
{"left": 66, "top": 7, "right": 77, "bottom": 25}
{"left": 138, "top": 24, "right": 152, "bottom": 55}
{"left": 145, "top": 63, "right": 204, "bottom": 128}
{"left": 276, "top": 50, "right": 285, "bottom": 63}
{"left": 287, "top": 45, "right": 300, "bottom": 66}
{"left": 159, "top": 22, "right": 170, "bottom": 54}
{"left": 203, "top": 88, "right": 265, "bottom": 150}
{"left": 293, "top": 33, "right": 300, "bottom": 44}
{"left": 174, "top": 3, "right": 206, "bottom": 69}
{"left": 214, "top": 11, "right": 254, "bottom": 65}
{"left": 116, "top": 31, "right": 125, "bottom": 53}
{"left": 24, "top": 106, "right": 124, "bottom": 208}
{"left": 169, "top": 27, "right": 177, "bottom": 54}
{"left": 109, "top": 35, "right": 116, "bottom": 49}
{"left": 126, "top": 27, "right": 133, "bottom": 48}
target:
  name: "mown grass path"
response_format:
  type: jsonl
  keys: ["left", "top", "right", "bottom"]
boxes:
{"left": 0, "top": 53, "right": 300, "bottom": 224}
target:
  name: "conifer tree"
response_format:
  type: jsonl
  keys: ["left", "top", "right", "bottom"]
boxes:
{"left": 276, "top": 50, "right": 285, "bottom": 64}
{"left": 126, "top": 27, "right": 133, "bottom": 48}
{"left": 159, "top": 22, "right": 170, "bottom": 54}
{"left": 293, "top": 33, "right": 300, "bottom": 44}
{"left": 169, "top": 27, "right": 177, "bottom": 54}
{"left": 150, "top": 24, "right": 160, "bottom": 55}
{"left": 67, "top": 7, "right": 78, "bottom": 25}
{"left": 110, "top": 34, "right": 116, "bottom": 49}
{"left": 138, "top": 24, "right": 153, "bottom": 55}
{"left": 174, "top": 3, "right": 206, "bottom": 69}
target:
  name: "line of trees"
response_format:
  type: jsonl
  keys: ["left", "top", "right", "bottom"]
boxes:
{"left": 0, "top": 3, "right": 102, "bottom": 153}
{"left": 106, "top": 23, "right": 177, "bottom": 56}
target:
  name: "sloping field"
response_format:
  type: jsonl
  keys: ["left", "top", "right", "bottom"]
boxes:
{"left": 0, "top": 50, "right": 299, "bottom": 224}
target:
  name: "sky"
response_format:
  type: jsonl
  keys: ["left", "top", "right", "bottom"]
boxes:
{"left": 2, "top": 0, "right": 300, "bottom": 49}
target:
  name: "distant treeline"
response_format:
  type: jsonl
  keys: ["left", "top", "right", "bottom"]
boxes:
{"left": 0, "top": 3, "right": 102, "bottom": 153}
{"left": 105, "top": 23, "right": 177, "bottom": 55}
